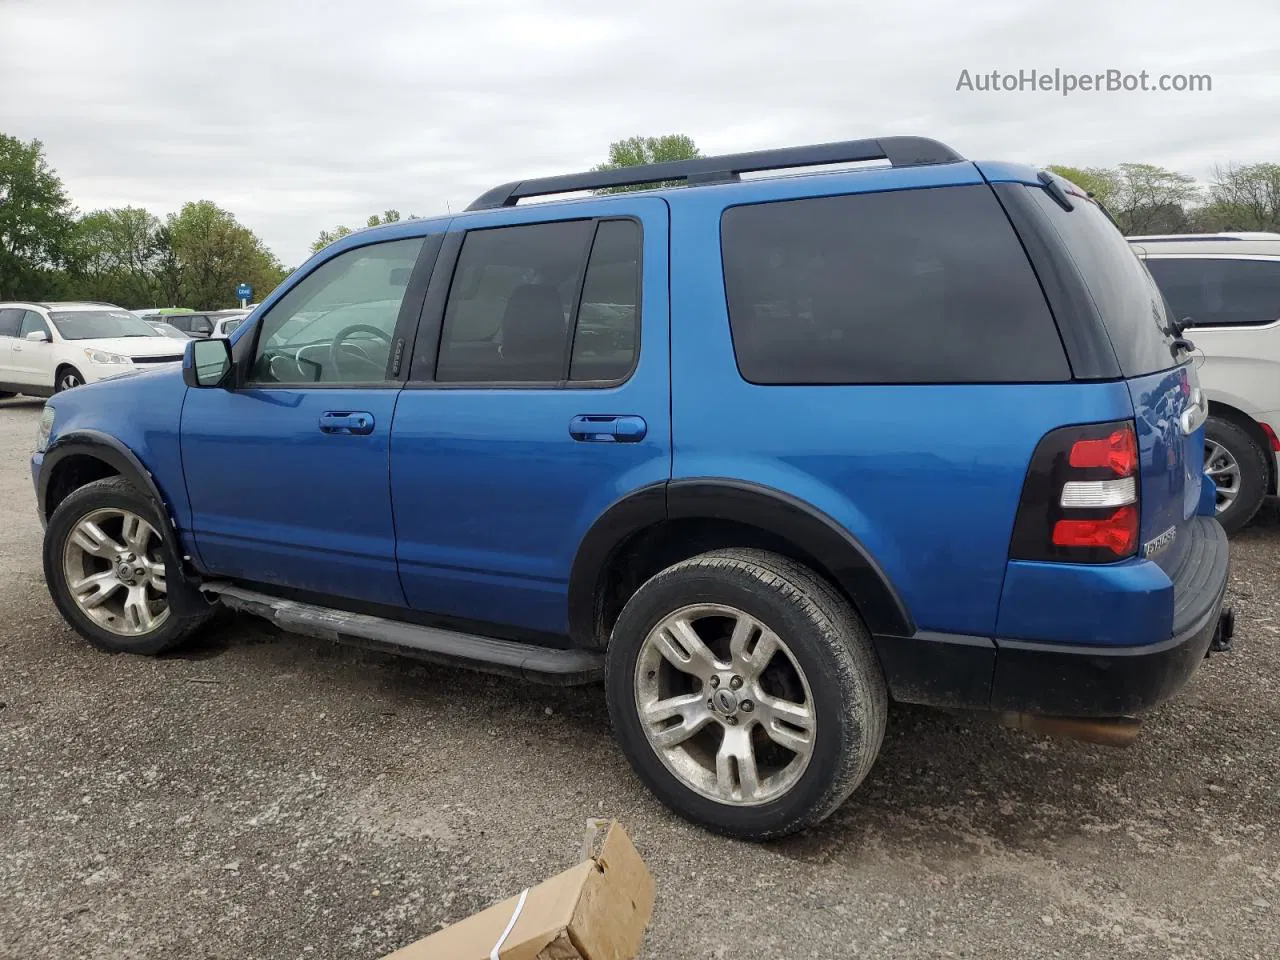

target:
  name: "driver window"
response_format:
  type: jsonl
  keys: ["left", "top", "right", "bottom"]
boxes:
{"left": 19, "top": 311, "right": 51, "bottom": 339}
{"left": 249, "top": 236, "right": 425, "bottom": 384}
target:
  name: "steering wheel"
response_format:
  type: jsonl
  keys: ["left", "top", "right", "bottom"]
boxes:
{"left": 328, "top": 324, "right": 393, "bottom": 380}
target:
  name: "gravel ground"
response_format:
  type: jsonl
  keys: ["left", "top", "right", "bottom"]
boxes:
{"left": 1, "top": 396, "right": 1277, "bottom": 959}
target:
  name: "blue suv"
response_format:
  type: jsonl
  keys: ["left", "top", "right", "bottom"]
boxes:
{"left": 32, "top": 137, "right": 1232, "bottom": 839}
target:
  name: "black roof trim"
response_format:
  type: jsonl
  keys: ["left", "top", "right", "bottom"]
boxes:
{"left": 466, "top": 136, "right": 964, "bottom": 211}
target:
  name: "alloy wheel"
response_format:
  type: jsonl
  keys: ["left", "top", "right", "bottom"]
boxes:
{"left": 1204, "top": 439, "right": 1241, "bottom": 514}
{"left": 61, "top": 507, "right": 169, "bottom": 636}
{"left": 634, "top": 603, "right": 815, "bottom": 806}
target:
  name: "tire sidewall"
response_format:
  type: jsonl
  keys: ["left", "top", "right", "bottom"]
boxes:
{"left": 43, "top": 478, "right": 199, "bottom": 654}
{"left": 607, "top": 562, "right": 864, "bottom": 838}
{"left": 1205, "top": 416, "right": 1268, "bottom": 534}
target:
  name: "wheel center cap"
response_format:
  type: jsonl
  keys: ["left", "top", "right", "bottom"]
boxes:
{"left": 714, "top": 689, "right": 739, "bottom": 715}
{"left": 116, "top": 561, "right": 137, "bottom": 584}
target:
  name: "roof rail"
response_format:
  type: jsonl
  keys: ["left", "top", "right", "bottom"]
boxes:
{"left": 466, "top": 136, "right": 964, "bottom": 211}
{"left": 1127, "top": 232, "right": 1280, "bottom": 242}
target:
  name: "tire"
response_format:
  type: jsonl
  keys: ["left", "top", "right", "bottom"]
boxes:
{"left": 1204, "top": 416, "right": 1269, "bottom": 534}
{"left": 54, "top": 367, "right": 85, "bottom": 392}
{"left": 43, "top": 476, "right": 211, "bottom": 655}
{"left": 606, "top": 548, "right": 887, "bottom": 840}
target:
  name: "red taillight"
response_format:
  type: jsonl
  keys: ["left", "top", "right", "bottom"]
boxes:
{"left": 1068, "top": 424, "right": 1138, "bottom": 477}
{"left": 1052, "top": 506, "right": 1139, "bottom": 556}
{"left": 1011, "top": 419, "right": 1142, "bottom": 563}
{"left": 1260, "top": 422, "right": 1280, "bottom": 453}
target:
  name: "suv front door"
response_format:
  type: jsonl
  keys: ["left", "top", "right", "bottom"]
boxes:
{"left": 390, "top": 199, "right": 670, "bottom": 636}
{"left": 10, "top": 311, "right": 56, "bottom": 387}
{"left": 180, "top": 234, "right": 436, "bottom": 605}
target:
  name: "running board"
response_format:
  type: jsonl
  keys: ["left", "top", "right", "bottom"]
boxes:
{"left": 202, "top": 583, "right": 603, "bottom": 685}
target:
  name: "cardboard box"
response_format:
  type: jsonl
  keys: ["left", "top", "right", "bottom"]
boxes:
{"left": 382, "top": 821, "right": 654, "bottom": 960}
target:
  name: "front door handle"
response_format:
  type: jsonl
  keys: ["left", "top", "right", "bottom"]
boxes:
{"left": 319, "top": 411, "right": 375, "bottom": 435}
{"left": 569, "top": 415, "right": 647, "bottom": 443}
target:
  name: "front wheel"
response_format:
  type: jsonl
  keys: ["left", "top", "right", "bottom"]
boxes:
{"left": 606, "top": 549, "right": 887, "bottom": 840}
{"left": 1204, "top": 416, "right": 1269, "bottom": 534}
{"left": 43, "top": 476, "right": 211, "bottom": 654}
{"left": 55, "top": 367, "right": 85, "bottom": 392}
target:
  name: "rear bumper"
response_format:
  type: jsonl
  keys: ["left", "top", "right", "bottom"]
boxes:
{"left": 875, "top": 516, "right": 1230, "bottom": 717}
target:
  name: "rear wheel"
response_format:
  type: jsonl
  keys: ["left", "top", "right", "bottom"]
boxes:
{"left": 1204, "top": 416, "right": 1269, "bottom": 534}
{"left": 606, "top": 549, "right": 887, "bottom": 840}
{"left": 43, "top": 476, "right": 211, "bottom": 654}
{"left": 55, "top": 367, "right": 84, "bottom": 392}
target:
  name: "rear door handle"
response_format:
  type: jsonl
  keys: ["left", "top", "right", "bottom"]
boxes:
{"left": 569, "top": 415, "right": 647, "bottom": 443}
{"left": 319, "top": 411, "right": 375, "bottom": 435}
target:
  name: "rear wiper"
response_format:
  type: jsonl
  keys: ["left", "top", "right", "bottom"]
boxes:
{"left": 1036, "top": 171, "right": 1075, "bottom": 211}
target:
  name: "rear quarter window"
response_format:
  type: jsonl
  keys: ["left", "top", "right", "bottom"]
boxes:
{"left": 720, "top": 184, "right": 1070, "bottom": 384}
{"left": 1026, "top": 185, "right": 1177, "bottom": 377}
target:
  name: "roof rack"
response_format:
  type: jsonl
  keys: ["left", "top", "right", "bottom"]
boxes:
{"left": 466, "top": 136, "right": 964, "bottom": 211}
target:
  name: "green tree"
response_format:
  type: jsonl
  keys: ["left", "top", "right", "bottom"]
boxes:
{"left": 310, "top": 209, "right": 409, "bottom": 254}
{"left": 1046, "top": 164, "right": 1121, "bottom": 208}
{"left": 1201, "top": 162, "right": 1280, "bottom": 232}
{"left": 166, "top": 200, "right": 286, "bottom": 308}
{"left": 1110, "top": 163, "right": 1200, "bottom": 235}
{"left": 593, "top": 134, "right": 702, "bottom": 193}
{"left": 65, "top": 206, "right": 163, "bottom": 306}
{"left": 0, "top": 134, "right": 77, "bottom": 299}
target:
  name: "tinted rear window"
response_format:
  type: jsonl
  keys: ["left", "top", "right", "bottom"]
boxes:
{"left": 1144, "top": 257, "right": 1280, "bottom": 328}
{"left": 1026, "top": 185, "right": 1177, "bottom": 376}
{"left": 720, "top": 185, "right": 1069, "bottom": 384}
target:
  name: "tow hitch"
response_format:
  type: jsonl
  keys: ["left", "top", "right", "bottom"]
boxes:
{"left": 1207, "top": 606, "right": 1235, "bottom": 656}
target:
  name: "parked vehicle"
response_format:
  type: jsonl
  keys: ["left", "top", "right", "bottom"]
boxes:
{"left": 0, "top": 301, "right": 189, "bottom": 396}
{"left": 145, "top": 321, "right": 194, "bottom": 339}
{"left": 1128, "top": 233, "right": 1280, "bottom": 532}
{"left": 208, "top": 311, "right": 249, "bottom": 338}
{"left": 31, "top": 138, "right": 1231, "bottom": 840}
{"left": 138, "top": 311, "right": 218, "bottom": 338}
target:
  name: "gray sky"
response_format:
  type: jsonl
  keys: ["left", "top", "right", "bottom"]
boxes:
{"left": 3, "top": 0, "right": 1278, "bottom": 266}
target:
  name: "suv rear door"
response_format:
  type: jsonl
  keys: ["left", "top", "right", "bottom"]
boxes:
{"left": 389, "top": 198, "right": 670, "bottom": 636}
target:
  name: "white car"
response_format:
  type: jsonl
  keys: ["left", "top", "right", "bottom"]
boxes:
{"left": 0, "top": 301, "right": 190, "bottom": 397}
{"left": 1129, "top": 232, "right": 1280, "bottom": 532}
{"left": 210, "top": 312, "right": 249, "bottom": 337}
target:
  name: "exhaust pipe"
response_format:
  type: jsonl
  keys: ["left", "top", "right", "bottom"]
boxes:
{"left": 1001, "top": 713, "right": 1143, "bottom": 748}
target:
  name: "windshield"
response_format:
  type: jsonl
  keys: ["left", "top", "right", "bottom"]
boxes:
{"left": 151, "top": 323, "right": 189, "bottom": 338}
{"left": 50, "top": 310, "right": 162, "bottom": 340}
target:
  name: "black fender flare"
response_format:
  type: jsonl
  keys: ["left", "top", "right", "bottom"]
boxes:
{"left": 567, "top": 478, "right": 914, "bottom": 647}
{"left": 39, "top": 430, "right": 175, "bottom": 529}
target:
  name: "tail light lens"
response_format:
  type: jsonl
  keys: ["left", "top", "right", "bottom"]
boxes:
{"left": 1067, "top": 428, "right": 1138, "bottom": 475}
{"left": 1260, "top": 421, "right": 1280, "bottom": 453}
{"left": 1010, "top": 420, "right": 1140, "bottom": 563}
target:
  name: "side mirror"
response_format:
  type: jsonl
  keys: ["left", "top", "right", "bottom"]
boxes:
{"left": 25, "top": 330, "right": 50, "bottom": 343}
{"left": 183, "top": 337, "right": 233, "bottom": 388}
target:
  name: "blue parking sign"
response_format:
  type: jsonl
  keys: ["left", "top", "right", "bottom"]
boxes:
{"left": 236, "top": 283, "right": 253, "bottom": 300}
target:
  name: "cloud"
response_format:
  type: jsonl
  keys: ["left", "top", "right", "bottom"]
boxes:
{"left": 2, "top": 0, "right": 1277, "bottom": 265}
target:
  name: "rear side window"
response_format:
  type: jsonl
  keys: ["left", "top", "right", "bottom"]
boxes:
{"left": 721, "top": 185, "right": 1069, "bottom": 384}
{"left": 570, "top": 220, "right": 642, "bottom": 381}
{"left": 1026, "top": 185, "right": 1176, "bottom": 376}
{"left": 435, "top": 218, "right": 642, "bottom": 384}
{"left": 1144, "top": 258, "right": 1280, "bottom": 328}
{"left": 0, "top": 309, "right": 21, "bottom": 337}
